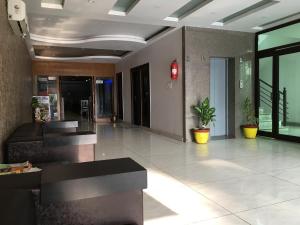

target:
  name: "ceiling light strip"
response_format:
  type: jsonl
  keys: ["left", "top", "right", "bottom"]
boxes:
{"left": 260, "top": 11, "right": 300, "bottom": 27}
{"left": 165, "top": 0, "right": 214, "bottom": 22}
{"left": 217, "top": 0, "right": 280, "bottom": 25}
{"left": 108, "top": 0, "right": 140, "bottom": 16}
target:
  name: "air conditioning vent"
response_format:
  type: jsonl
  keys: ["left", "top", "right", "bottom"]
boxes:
{"left": 7, "top": 0, "right": 29, "bottom": 38}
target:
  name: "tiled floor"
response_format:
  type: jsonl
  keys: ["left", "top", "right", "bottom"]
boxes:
{"left": 95, "top": 124, "right": 300, "bottom": 225}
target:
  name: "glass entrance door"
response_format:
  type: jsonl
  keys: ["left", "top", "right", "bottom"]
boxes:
{"left": 258, "top": 57, "right": 273, "bottom": 134}
{"left": 278, "top": 52, "right": 300, "bottom": 137}
{"left": 258, "top": 51, "right": 300, "bottom": 139}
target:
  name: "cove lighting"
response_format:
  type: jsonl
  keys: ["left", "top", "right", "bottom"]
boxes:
{"left": 252, "top": 26, "right": 264, "bottom": 30}
{"left": 164, "top": 17, "right": 179, "bottom": 22}
{"left": 211, "top": 21, "right": 224, "bottom": 26}
{"left": 41, "top": 0, "right": 64, "bottom": 9}
{"left": 108, "top": 10, "right": 126, "bottom": 16}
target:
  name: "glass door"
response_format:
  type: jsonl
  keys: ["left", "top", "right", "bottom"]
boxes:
{"left": 278, "top": 52, "right": 300, "bottom": 137}
{"left": 258, "top": 57, "right": 273, "bottom": 134}
{"left": 95, "top": 78, "right": 113, "bottom": 118}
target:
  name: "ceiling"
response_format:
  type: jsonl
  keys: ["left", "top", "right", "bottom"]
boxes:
{"left": 22, "top": 0, "right": 300, "bottom": 63}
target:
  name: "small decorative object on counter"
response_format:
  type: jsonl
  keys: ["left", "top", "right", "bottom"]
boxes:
{"left": 32, "top": 96, "right": 51, "bottom": 122}
{"left": 0, "top": 161, "right": 34, "bottom": 175}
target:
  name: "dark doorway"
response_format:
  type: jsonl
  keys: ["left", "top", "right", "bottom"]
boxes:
{"left": 60, "top": 76, "right": 93, "bottom": 120}
{"left": 95, "top": 78, "right": 113, "bottom": 119}
{"left": 131, "top": 63, "right": 150, "bottom": 128}
{"left": 116, "top": 73, "right": 123, "bottom": 120}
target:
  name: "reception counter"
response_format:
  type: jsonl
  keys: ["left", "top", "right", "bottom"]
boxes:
{"left": 0, "top": 158, "right": 147, "bottom": 225}
{"left": 5, "top": 122, "right": 96, "bottom": 164}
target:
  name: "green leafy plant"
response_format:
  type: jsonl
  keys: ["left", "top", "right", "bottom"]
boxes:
{"left": 242, "top": 97, "right": 257, "bottom": 125}
{"left": 32, "top": 97, "right": 39, "bottom": 109}
{"left": 193, "top": 97, "right": 216, "bottom": 129}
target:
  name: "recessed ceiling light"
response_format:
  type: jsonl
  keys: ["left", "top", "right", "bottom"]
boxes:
{"left": 211, "top": 21, "right": 224, "bottom": 26}
{"left": 165, "top": 0, "right": 214, "bottom": 22}
{"left": 41, "top": 0, "right": 65, "bottom": 9}
{"left": 164, "top": 17, "right": 179, "bottom": 22}
{"left": 88, "top": 0, "right": 95, "bottom": 3}
{"left": 252, "top": 26, "right": 263, "bottom": 30}
{"left": 260, "top": 12, "right": 300, "bottom": 27}
{"left": 108, "top": 0, "right": 140, "bottom": 16}
{"left": 216, "top": 0, "right": 279, "bottom": 25}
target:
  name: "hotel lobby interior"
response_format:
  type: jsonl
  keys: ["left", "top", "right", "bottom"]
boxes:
{"left": 1, "top": 0, "right": 300, "bottom": 224}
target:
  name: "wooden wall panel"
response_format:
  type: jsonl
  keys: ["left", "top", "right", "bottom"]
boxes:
{"left": 32, "top": 60, "right": 115, "bottom": 77}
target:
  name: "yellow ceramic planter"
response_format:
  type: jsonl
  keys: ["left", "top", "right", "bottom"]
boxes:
{"left": 194, "top": 129, "right": 210, "bottom": 144}
{"left": 243, "top": 126, "right": 258, "bottom": 139}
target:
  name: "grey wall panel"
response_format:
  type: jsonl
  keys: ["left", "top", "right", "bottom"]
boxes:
{"left": 184, "top": 27, "right": 255, "bottom": 141}
{"left": 116, "top": 29, "right": 184, "bottom": 139}
{"left": 0, "top": 1, "right": 33, "bottom": 162}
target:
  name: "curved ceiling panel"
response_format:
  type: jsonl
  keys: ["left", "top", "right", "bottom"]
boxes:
{"left": 30, "top": 34, "right": 147, "bottom": 45}
{"left": 35, "top": 55, "right": 121, "bottom": 63}
{"left": 30, "top": 34, "right": 147, "bottom": 51}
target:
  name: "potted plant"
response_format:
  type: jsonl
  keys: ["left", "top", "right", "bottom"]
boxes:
{"left": 31, "top": 97, "right": 39, "bottom": 122}
{"left": 241, "top": 97, "right": 258, "bottom": 139}
{"left": 193, "top": 97, "right": 216, "bottom": 144}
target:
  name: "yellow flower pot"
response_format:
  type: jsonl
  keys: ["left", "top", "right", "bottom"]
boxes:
{"left": 194, "top": 129, "right": 210, "bottom": 144}
{"left": 242, "top": 125, "right": 258, "bottom": 139}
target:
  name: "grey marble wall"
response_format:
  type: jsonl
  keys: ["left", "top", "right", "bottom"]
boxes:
{"left": 184, "top": 27, "right": 255, "bottom": 141}
{"left": 0, "top": 1, "right": 33, "bottom": 161}
{"left": 116, "top": 28, "right": 184, "bottom": 140}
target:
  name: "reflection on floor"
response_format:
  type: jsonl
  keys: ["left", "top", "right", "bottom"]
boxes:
{"left": 279, "top": 126, "right": 300, "bottom": 137}
{"left": 95, "top": 124, "right": 300, "bottom": 225}
{"left": 261, "top": 125, "right": 300, "bottom": 137}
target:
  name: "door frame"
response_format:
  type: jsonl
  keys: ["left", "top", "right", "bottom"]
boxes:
{"left": 94, "top": 77, "right": 114, "bottom": 122}
{"left": 210, "top": 57, "right": 229, "bottom": 137}
{"left": 255, "top": 18, "right": 300, "bottom": 142}
{"left": 116, "top": 72, "right": 124, "bottom": 120}
{"left": 130, "top": 63, "right": 151, "bottom": 128}
{"left": 59, "top": 75, "right": 94, "bottom": 121}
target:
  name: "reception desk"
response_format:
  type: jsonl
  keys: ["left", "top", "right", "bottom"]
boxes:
{"left": 5, "top": 122, "right": 96, "bottom": 164}
{"left": 0, "top": 158, "right": 147, "bottom": 225}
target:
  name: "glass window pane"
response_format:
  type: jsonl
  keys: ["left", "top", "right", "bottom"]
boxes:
{"left": 279, "top": 52, "right": 300, "bottom": 137}
{"left": 259, "top": 57, "right": 273, "bottom": 132}
{"left": 37, "top": 76, "right": 59, "bottom": 120}
{"left": 258, "top": 22, "right": 300, "bottom": 51}
{"left": 95, "top": 78, "right": 113, "bottom": 118}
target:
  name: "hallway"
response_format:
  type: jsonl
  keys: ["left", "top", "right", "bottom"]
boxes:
{"left": 95, "top": 124, "right": 300, "bottom": 225}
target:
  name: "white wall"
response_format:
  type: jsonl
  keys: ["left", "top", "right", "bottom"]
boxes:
{"left": 116, "top": 28, "right": 183, "bottom": 139}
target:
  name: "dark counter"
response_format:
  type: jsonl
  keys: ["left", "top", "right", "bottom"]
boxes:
{"left": 6, "top": 122, "right": 96, "bottom": 164}
{"left": 40, "top": 158, "right": 147, "bottom": 203}
{"left": 0, "top": 158, "right": 147, "bottom": 225}
{"left": 43, "top": 120, "right": 78, "bottom": 133}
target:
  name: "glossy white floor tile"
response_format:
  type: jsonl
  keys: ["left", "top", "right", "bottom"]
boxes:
{"left": 193, "top": 174, "right": 300, "bottom": 212}
{"left": 271, "top": 166, "right": 300, "bottom": 185}
{"left": 237, "top": 198, "right": 300, "bottom": 225}
{"left": 192, "top": 215, "right": 249, "bottom": 225}
{"left": 95, "top": 124, "right": 300, "bottom": 225}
